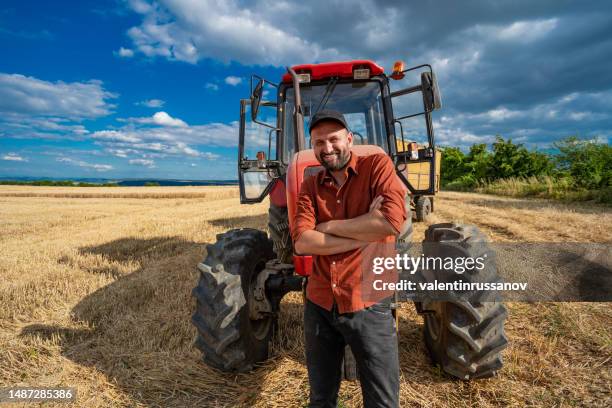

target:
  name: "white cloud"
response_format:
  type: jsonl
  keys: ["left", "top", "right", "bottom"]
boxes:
{"left": 177, "top": 142, "right": 200, "bottom": 156}
{"left": 433, "top": 89, "right": 612, "bottom": 149}
{"left": 56, "top": 157, "right": 113, "bottom": 172}
{"left": 1, "top": 116, "right": 91, "bottom": 140}
{"left": 202, "top": 152, "right": 220, "bottom": 160}
{"left": 2, "top": 153, "right": 28, "bottom": 162}
{"left": 205, "top": 82, "right": 219, "bottom": 91}
{"left": 129, "top": 158, "right": 156, "bottom": 167}
{"left": 136, "top": 98, "right": 165, "bottom": 108}
{"left": 124, "top": 111, "right": 188, "bottom": 127}
{"left": 116, "top": 47, "right": 135, "bottom": 57}
{"left": 92, "top": 130, "right": 141, "bottom": 143}
{"left": 106, "top": 148, "right": 130, "bottom": 158}
{"left": 485, "top": 108, "right": 521, "bottom": 121}
{"left": 152, "top": 111, "right": 187, "bottom": 127}
{"left": 224, "top": 76, "right": 242, "bottom": 86}
{"left": 128, "top": 0, "right": 153, "bottom": 14}
{"left": 0, "top": 73, "right": 117, "bottom": 119}
{"left": 124, "top": 0, "right": 342, "bottom": 65}
{"left": 89, "top": 116, "right": 242, "bottom": 165}
{"left": 568, "top": 112, "right": 589, "bottom": 121}
{"left": 497, "top": 19, "right": 558, "bottom": 42}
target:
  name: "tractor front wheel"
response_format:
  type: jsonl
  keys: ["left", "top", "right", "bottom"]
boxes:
{"left": 191, "top": 229, "right": 276, "bottom": 371}
{"left": 419, "top": 223, "right": 508, "bottom": 379}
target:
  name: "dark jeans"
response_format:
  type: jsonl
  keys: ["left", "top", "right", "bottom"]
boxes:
{"left": 304, "top": 299, "right": 399, "bottom": 408}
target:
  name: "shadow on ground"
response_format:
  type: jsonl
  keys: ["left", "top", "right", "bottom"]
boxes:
{"left": 21, "top": 235, "right": 447, "bottom": 406}
{"left": 207, "top": 214, "right": 267, "bottom": 230}
{"left": 19, "top": 236, "right": 293, "bottom": 407}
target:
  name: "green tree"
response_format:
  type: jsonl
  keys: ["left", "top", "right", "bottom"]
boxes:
{"left": 440, "top": 147, "right": 466, "bottom": 185}
{"left": 554, "top": 136, "right": 612, "bottom": 189}
{"left": 465, "top": 143, "right": 491, "bottom": 181}
{"left": 489, "top": 136, "right": 553, "bottom": 179}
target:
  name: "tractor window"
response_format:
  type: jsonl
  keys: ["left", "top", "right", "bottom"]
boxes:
{"left": 243, "top": 103, "right": 278, "bottom": 162}
{"left": 283, "top": 81, "right": 388, "bottom": 160}
{"left": 391, "top": 90, "right": 429, "bottom": 148}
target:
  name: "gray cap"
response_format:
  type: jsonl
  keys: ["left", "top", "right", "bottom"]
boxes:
{"left": 309, "top": 109, "right": 349, "bottom": 134}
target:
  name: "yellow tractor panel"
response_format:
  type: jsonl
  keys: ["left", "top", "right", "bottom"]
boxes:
{"left": 397, "top": 147, "right": 441, "bottom": 192}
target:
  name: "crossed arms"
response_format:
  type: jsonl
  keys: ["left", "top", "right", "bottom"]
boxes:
{"left": 294, "top": 196, "right": 398, "bottom": 256}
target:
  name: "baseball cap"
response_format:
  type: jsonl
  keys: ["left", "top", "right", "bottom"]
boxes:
{"left": 308, "top": 109, "right": 349, "bottom": 134}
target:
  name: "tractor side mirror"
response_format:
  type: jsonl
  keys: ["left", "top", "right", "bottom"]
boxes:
{"left": 251, "top": 79, "right": 264, "bottom": 121}
{"left": 421, "top": 71, "right": 442, "bottom": 111}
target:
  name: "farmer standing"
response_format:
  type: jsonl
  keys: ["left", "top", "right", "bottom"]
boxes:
{"left": 292, "top": 110, "right": 407, "bottom": 408}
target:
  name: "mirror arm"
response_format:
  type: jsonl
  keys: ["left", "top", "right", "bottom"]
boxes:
{"left": 250, "top": 74, "right": 278, "bottom": 96}
{"left": 389, "top": 84, "right": 422, "bottom": 98}
{"left": 287, "top": 67, "right": 306, "bottom": 152}
{"left": 252, "top": 116, "right": 277, "bottom": 129}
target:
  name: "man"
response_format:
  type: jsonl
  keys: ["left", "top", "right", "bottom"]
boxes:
{"left": 291, "top": 109, "right": 407, "bottom": 408}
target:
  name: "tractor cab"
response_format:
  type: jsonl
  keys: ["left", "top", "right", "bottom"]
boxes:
{"left": 238, "top": 60, "right": 441, "bottom": 223}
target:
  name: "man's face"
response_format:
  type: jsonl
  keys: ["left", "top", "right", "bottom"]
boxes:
{"left": 311, "top": 121, "right": 353, "bottom": 171}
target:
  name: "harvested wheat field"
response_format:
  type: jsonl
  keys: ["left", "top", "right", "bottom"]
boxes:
{"left": 0, "top": 186, "right": 610, "bottom": 407}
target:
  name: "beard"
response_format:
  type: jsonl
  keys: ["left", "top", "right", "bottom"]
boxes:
{"left": 318, "top": 149, "right": 351, "bottom": 171}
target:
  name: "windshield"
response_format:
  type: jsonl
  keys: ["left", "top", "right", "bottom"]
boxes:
{"left": 283, "top": 80, "right": 388, "bottom": 161}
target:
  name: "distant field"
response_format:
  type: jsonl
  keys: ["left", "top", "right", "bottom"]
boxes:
{"left": 0, "top": 185, "right": 238, "bottom": 199}
{"left": 0, "top": 186, "right": 610, "bottom": 407}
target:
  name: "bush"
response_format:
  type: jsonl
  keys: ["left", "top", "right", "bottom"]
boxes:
{"left": 474, "top": 176, "right": 611, "bottom": 204}
{"left": 554, "top": 137, "right": 612, "bottom": 190}
{"left": 489, "top": 137, "right": 554, "bottom": 179}
{"left": 440, "top": 136, "right": 609, "bottom": 204}
{"left": 444, "top": 174, "right": 479, "bottom": 191}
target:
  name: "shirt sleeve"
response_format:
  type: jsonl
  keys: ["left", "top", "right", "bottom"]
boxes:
{"left": 291, "top": 176, "right": 317, "bottom": 243}
{"left": 369, "top": 154, "right": 407, "bottom": 234}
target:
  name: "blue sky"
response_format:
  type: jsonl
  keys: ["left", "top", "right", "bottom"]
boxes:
{"left": 1, "top": 0, "right": 611, "bottom": 179}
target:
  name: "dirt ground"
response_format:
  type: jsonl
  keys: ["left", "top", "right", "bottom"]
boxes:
{"left": 0, "top": 186, "right": 610, "bottom": 407}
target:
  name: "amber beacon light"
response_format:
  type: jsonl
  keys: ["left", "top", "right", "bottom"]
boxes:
{"left": 390, "top": 60, "right": 405, "bottom": 80}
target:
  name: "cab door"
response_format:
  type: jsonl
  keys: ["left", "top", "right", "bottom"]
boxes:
{"left": 238, "top": 79, "right": 281, "bottom": 203}
{"left": 388, "top": 65, "right": 441, "bottom": 196}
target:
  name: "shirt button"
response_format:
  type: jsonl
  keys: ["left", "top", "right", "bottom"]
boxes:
{"left": 332, "top": 261, "right": 336, "bottom": 265}
{"left": 332, "top": 284, "right": 337, "bottom": 288}
{"left": 336, "top": 199, "right": 340, "bottom": 204}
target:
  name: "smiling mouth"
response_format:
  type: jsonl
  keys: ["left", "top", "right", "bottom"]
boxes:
{"left": 321, "top": 153, "right": 338, "bottom": 160}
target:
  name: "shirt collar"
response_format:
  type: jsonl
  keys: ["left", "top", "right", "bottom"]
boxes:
{"left": 320, "top": 151, "right": 358, "bottom": 185}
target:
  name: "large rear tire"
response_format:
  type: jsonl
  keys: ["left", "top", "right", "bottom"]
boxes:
{"left": 415, "top": 196, "right": 431, "bottom": 222}
{"left": 191, "top": 229, "right": 276, "bottom": 371}
{"left": 419, "top": 223, "right": 508, "bottom": 379}
{"left": 268, "top": 204, "right": 293, "bottom": 264}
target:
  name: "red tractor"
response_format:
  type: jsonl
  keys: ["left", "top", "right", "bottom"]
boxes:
{"left": 191, "top": 60, "right": 508, "bottom": 380}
